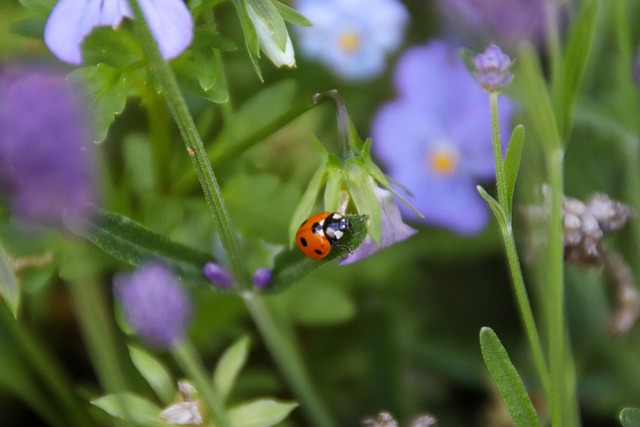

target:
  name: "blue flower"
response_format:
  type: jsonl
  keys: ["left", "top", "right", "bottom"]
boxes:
{"left": 202, "top": 262, "right": 234, "bottom": 288}
{"left": 114, "top": 262, "right": 193, "bottom": 349}
{"left": 371, "top": 41, "right": 514, "bottom": 234}
{"left": 44, "top": 0, "right": 194, "bottom": 65}
{"left": 294, "top": 0, "right": 408, "bottom": 81}
{"left": 0, "top": 68, "right": 96, "bottom": 227}
{"left": 473, "top": 44, "right": 514, "bottom": 93}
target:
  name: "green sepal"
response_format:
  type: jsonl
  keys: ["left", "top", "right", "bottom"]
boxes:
{"left": 265, "top": 214, "right": 368, "bottom": 294}
{"left": 503, "top": 125, "right": 525, "bottom": 216}
{"left": 228, "top": 399, "right": 298, "bottom": 427}
{"left": 273, "top": 0, "right": 312, "bottom": 26}
{"left": 323, "top": 157, "right": 343, "bottom": 213}
{"left": 347, "top": 117, "right": 365, "bottom": 154}
{"left": 213, "top": 336, "right": 251, "bottom": 402}
{"left": 288, "top": 162, "right": 328, "bottom": 248}
{"left": 480, "top": 327, "right": 541, "bottom": 427}
{"left": 246, "top": 0, "right": 288, "bottom": 51}
{"left": 66, "top": 209, "right": 216, "bottom": 290}
{"left": 231, "top": 0, "right": 263, "bottom": 80}
{"left": 345, "top": 158, "right": 381, "bottom": 244}
{"left": 0, "top": 240, "right": 20, "bottom": 318}
{"left": 620, "top": 408, "right": 640, "bottom": 427}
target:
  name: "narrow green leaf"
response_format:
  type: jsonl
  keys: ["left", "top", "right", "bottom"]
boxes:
{"left": 503, "top": 125, "right": 525, "bottom": 215}
{"left": 323, "top": 162, "right": 343, "bottom": 213}
{"left": 268, "top": 214, "right": 368, "bottom": 293}
{"left": 480, "top": 327, "right": 541, "bottom": 427}
{"left": 552, "top": 0, "right": 598, "bottom": 140}
{"left": 273, "top": 0, "right": 312, "bottom": 26}
{"left": 0, "top": 241, "right": 20, "bottom": 318}
{"left": 213, "top": 336, "right": 251, "bottom": 402}
{"left": 91, "top": 393, "right": 162, "bottom": 426}
{"left": 193, "top": 30, "right": 226, "bottom": 92}
{"left": 518, "top": 43, "right": 562, "bottom": 151}
{"left": 66, "top": 64, "right": 131, "bottom": 142}
{"left": 229, "top": 399, "right": 297, "bottom": 427}
{"left": 232, "top": 0, "right": 263, "bottom": 80}
{"left": 66, "top": 209, "right": 215, "bottom": 289}
{"left": 477, "top": 186, "right": 508, "bottom": 229}
{"left": 346, "top": 158, "right": 381, "bottom": 244}
{"left": 129, "top": 345, "right": 175, "bottom": 404}
{"left": 246, "top": 0, "right": 288, "bottom": 51}
{"left": 288, "top": 163, "right": 328, "bottom": 247}
{"left": 620, "top": 408, "right": 640, "bottom": 427}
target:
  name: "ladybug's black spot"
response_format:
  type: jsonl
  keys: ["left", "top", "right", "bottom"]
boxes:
{"left": 314, "top": 249, "right": 323, "bottom": 255}
{"left": 312, "top": 222, "right": 322, "bottom": 234}
{"left": 299, "top": 237, "right": 308, "bottom": 247}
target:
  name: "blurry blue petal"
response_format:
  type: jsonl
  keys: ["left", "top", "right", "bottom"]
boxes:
{"left": 138, "top": 0, "right": 194, "bottom": 60}
{"left": 341, "top": 186, "right": 416, "bottom": 264}
{"left": 44, "top": 0, "right": 132, "bottom": 64}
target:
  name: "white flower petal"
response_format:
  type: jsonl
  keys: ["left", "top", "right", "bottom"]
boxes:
{"left": 160, "top": 401, "right": 203, "bottom": 425}
{"left": 138, "top": 0, "right": 194, "bottom": 60}
{"left": 246, "top": 3, "right": 296, "bottom": 68}
{"left": 44, "top": 0, "right": 131, "bottom": 64}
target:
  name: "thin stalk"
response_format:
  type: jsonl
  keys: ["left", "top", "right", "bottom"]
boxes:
{"left": 312, "top": 90, "right": 352, "bottom": 160}
{"left": 490, "top": 94, "right": 508, "bottom": 214}
{"left": 173, "top": 342, "right": 232, "bottom": 427}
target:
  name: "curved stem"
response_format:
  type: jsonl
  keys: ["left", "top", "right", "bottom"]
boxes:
{"left": 312, "top": 90, "right": 352, "bottom": 160}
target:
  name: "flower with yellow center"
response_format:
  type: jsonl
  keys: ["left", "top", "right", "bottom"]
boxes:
{"left": 339, "top": 31, "right": 361, "bottom": 54}
{"left": 428, "top": 145, "right": 459, "bottom": 177}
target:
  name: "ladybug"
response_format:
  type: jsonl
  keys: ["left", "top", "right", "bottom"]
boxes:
{"left": 296, "top": 212, "right": 351, "bottom": 260}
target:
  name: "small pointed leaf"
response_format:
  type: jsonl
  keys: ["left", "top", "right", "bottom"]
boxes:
{"left": 91, "top": 393, "right": 162, "bottom": 426}
{"left": 213, "top": 336, "right": 251, "bottom": 402}
{"left": 229, "top": 399, "right": 297, "bottom": 427}
{"left": 273, "top": 0, "right": 312, "bottom": 26}
{"left": 503, "top": 125, "right": 525, "bottom": 214}
{"left": 129, "top": 345, "right": 175, "bottom": 404}
{"left": 346, "top": 158, "right": 381, "bottom": 244}
{"left": 0, "top": 242, "right": 20, "bottom": 318}
{"left": 477, "top": 186, "right": 508, "bottom": 229}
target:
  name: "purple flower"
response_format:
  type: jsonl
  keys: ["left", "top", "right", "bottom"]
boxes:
{"left": 372, "top": 41, "right": 514, "bottom": 234}
{"left": 473, "top": 44, "right": 513, "bottom": 92}
{"left": 114, "top": 262, "right": 193, "bottom": 349}
{"left": 44, "top": 0, "right": 194, "bottom": 65}
{"left": 202, "top": 262, "right": 234, "bottom": 288}
{"left": 295, "top": 0, "right": 408, "bottom": 81}
{"left": 0, "top": 68, "right": 96, "bottom": 227}
{"left": 341, "top": 186, "right": 417, "bottom": 264}
{"left": 438, "top": 0, "right": 546, "bottom": 49}
{"left": 252, "top": 267, "right": 272, "bottom": 289}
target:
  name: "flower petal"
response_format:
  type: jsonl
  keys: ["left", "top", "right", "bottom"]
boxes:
{"left": 138, "top": 0, "right": 194, "bottom": 60}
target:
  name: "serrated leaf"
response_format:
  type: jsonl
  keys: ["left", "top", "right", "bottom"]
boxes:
{"left": 129, "top": 345, "right": 175, "bottom": 404}
{"left": 503, "top": 125, "right": 525, "bottom": 215}
{"left": 620, "top": 408, "right": 640, "bottom": 427}
{"left": 480, "top": 328, "right": 541, "bottom": 427}
{"left": 477, "top": 186, "right": 508, "bottom": 228}
{"left": 66, "top": 209, "right": 215, "bottom": 290}
{"left": 288, "top": 164, "right": 328, "bottom": 247}
{"left": 0, "top": 241, "right": 20, "bottom": 318}
{"left": 267, "top": 214, "right": 368, "bottom": 293}
{"left": 346, "top": 158, "right": 381, "bottom": 244}
{"left": 91, "top": 393, "right": 162, "bottom": 426}
{"left": 213, "top": 336, "right": 251, "bottom": 401}
{"left": 273, "top": 0, "right": 312, "bottom": 26}
{"left": 229, "top": 399, "right": 297, "bottom": 427}
{"left": 66, "top": 64, "right": 131, "bottom": 142}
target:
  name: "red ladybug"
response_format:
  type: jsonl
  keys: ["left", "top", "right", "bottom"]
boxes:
{"left": 296, "top": 212, "right": 351, "bottom": 259}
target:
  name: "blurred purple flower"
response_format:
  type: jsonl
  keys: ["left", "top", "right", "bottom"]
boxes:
{"left": 252, "top": 267, "right": 272, "bottom": 290}
{"left": 372, "top": 41, "right": 514, "bottom": 234}
{"left": 202, "top": 262, "right": 234, "bottom": 288}
{"left": 341, "top": 186, "right": 417, "bottom": 264}
{"left": 44, "top": 0, "right": 194, "bottom": 65}
{"left": 295, "top": 0, "right": 408, "bottom": 81}
{"left": 473, "top": 44, "right": 513, "bottom": 93}
{"left": 114, "top": 262, "right": 193, "bottom": 349}
{"left": 0, "top": 68, "right": 96, "bottom": 227}
{"left": 438, "top": 0, "right": 546, "bottom": 49}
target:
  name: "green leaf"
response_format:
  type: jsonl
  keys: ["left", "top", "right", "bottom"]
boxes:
{"left": 232, "top": 0, "right": 263, "bottom": 80}
{"left": 246, "top": 0, "right": 288, "bottom": 51}
{"left": 346, "top": 158, "right": 381, "bottom": 244}
{"left": 10, "top": 17, "right": 46, "bottom": 39}
{"left": 18, "top": 0, "right": 54, "bottom": 16}
{"left": 552, "top": 0, "right": 598, "bottom": 140}
{"left": 192, "top": 29, "right": 232, "bottom": 94}
{"left": 129, "top": 345, "right": 175, "bottom": 404}
{"left": 66, "top": 209, "right": 215, "bottom": 290}
{"left": 172, "top": 54, "right": 229, "bottom": 104}
{"left": 480, "top": 327, "right": 541, "bottom": 427}
{"left": 91, "top": 393, "right": 162, "bottom": 426}
{"left": 288, "top": 163, "right": 328, "bottom": 247}
{"left": 66, "top": 64, "right": 131, "bottom": 142}
{"left": 477, "top": 186, "right": 508, "bottom": 229}
{"left": 273, "top": 0, "right": 312, "bottom": 26}
{"left": 323, "top": 161, "right": 343, "bottom": 213}
{"left": 620, "top": 408, "right": 640, "bottom": 427}
{"left": 503, "top": 125, "right": 525, "bottom": 215}
{"left": 0, "top": 241, "right": 20, "bottom": 318}
{"left": 289, "top": 284, "right": 355, "bottom": 325}
{"left": 213, "top": 336, "right": 251, "bottom": 402}
{"left": 229, "top": 399, "right": 297, "bottom": 427}
{"left": 517, "top": 43, "right": 562, "bottom": 151}
{"left": 268, "top": 214, "right": 368, "bottom": 293}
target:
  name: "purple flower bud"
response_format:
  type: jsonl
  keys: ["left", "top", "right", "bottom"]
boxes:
{"left": 252, "top": 267, "right": 272, "bottom": 290}
{"left": 202, "top": 262, "right": 234, "bottom": 288}
{"left": 114, "top": 262, "right": 193, "bottom": 349}
{"left": 473, "top": 44, "right": 514, "bottom": 92}
{"left": 0, "top": 68, "right": 96, "bottom": 228}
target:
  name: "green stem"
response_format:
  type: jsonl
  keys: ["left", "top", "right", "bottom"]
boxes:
{"left": 489, "top": 93, "right": 508, "bottom": 213}
{"left": 312, "top": 90, "right": 352, "bottom": 160}
{"left": 173, "top": 342, "right": 232, "bottom": 427}
{"left": 242, "top": 293, "right": 335, "bottom": 427}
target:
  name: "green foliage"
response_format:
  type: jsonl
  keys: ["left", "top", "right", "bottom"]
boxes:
{"left": 129, "top": 345, "right": 176, "bottom": 404}
{"left": 91, "top": 393, "right": 162, "bottom": 426}
{"left": 620, "top": 408, "right": 640, "bottom": 427}
{"left": 503, "top": 125, "right": 525, "bottom": 215}
{"left": 213, "top": 336, "right": 251, "bottom": 402}
{"left": 228, "top": 399, "right": 298, "bottom": 427}
{"left": 0, "top": 241, "right": 20, "bottom": 318}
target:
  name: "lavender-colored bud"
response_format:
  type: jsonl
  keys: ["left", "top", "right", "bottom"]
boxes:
{"left": 473, "top": 44, "right": 513, "bottom": 92}
{"left": 202, "top": 262, "right": 234, "bottom": 288}
{"left": 114, "top": 262, "right": 193, "bottom": 349}
{"left": 252, "top": 267, "right": 272, "bottom": 290}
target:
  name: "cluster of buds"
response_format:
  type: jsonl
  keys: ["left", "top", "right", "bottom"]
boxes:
{"left": 361, "top": 411, "right": 438, "bottom": 427}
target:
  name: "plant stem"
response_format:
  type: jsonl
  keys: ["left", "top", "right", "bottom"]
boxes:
{"left": 490, "top": 94, "right": 508, "bottom": 214}
{"left": 243, "top": 293, "right": 335, "bottom": 427}
{"left": 173, "top": 342, "right": 232, "bottom": 427}
{"left": 312, "top": 90, "right": 352, "bottom": 160}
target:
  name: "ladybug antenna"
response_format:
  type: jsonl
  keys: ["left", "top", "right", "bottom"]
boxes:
{"left": 312, "top": 89, "right": 352, "bottom": 160}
